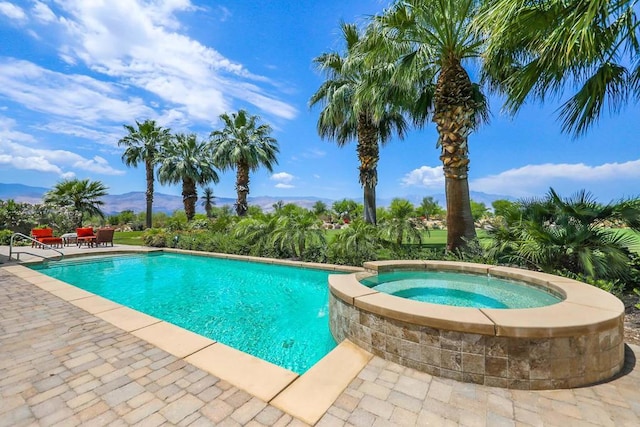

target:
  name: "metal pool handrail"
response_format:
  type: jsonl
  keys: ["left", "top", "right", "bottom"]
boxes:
{"left": 9, "top": 232, "right": 64, "bottom": 262}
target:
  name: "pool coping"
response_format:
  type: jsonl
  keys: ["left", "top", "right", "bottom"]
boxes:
{"left": 2, "top": 248, "right": 372, "bottom": 425}
{"left": 329, "top": 260, "right": 626, "bottom": 389}
{"left": 344, "top": 260, "right": 625, "bottom": 338}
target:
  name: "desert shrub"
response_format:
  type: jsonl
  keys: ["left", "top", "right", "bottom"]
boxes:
{"left": 174, "top": 231, "right": 250, "bottom": 255}
{"left": 300, "top": 242, "right": 328, "bottom": 263}
{"left": 0, "top": 229, "right": 13, "bottom": 245}
{"left": 188, "top": 219, "right": 210, "bottom": 231}
{"left": 485, "top": 189, "right": 640, "bottom": 285}
{"left": 326, "top": 220, "right": 379, "bottom": 266}
{"left": 143, "top": 228, "right": 169, "bottom": 247}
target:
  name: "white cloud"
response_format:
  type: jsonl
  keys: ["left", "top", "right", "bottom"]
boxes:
{"left": 275, "top": 183, "right": 294, "bottom": 189}
{"left": 0, "top": 59, "right": 155, "bottom": 125}
{"left": 271, "top": 172, "right": 294, "bottom": 183}
{"left": 0, "top": 116, "right": 38, "bottom": 144}
{"left": 301, "top": 148, "right": 326, "bottom": 159}
{"left": 0, "top": 141, "right": 125, "bottom": 176}
{"left": 401, "top": 165, "right": 445, "bottom": 189}
{"left": 34, "top": 0, "right": 297, "bottom": 121}
{"left": 271, "top": 172, "right": 295, "bottom": 188}
{"left": 216, "top": 6, "right": 231, "bottom": 22}
{"left": 0, "top": 2, "right": 26, "bottom": 21}
{"left": 32, "top": 1, "right": 55, "bottom": 23}
{"left": 470, "top": 160, "right": 640, "bottom": 197}
{"left": 36, "top": 121, "right": 124, "bottom": 148}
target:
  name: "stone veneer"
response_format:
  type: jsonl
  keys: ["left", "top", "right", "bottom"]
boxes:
{"left": 329, "top": 260, "right": 625, "bottom": 390}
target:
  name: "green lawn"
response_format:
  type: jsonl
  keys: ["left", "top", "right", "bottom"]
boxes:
{"left": 113, "top": 231, "right": 145, "bottom": 246}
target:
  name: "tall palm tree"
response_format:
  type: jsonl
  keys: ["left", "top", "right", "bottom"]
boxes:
{"left": 44, "top": 178, "right": 108, "bottom": 227}
{"left": 210, "top": 110, "right": 279, "bottom": 216}
{"left": 310, "top": 22, "right": 407, "bottom": 225}
{"left": 118, "top": 120, "right": 171, "bottom": 229}
{"left": 361, "top": 0, "right": 489, "bottom": 251}
{"left": 201, "top": 187, "right": 216, "bottom": 218}
{"left": 157, "top": 133, "right": 219, "bottom": 221}
{"left": 477, "top": 0, "right": 640, "bottom": 136}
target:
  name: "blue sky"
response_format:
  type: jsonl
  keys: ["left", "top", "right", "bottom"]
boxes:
{"left": 0, "top": 0, "right": 639, "bottom": 205}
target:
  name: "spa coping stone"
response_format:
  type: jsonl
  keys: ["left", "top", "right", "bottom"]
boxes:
{"left": 331, "top": 260, "right": 626, "bottom": 389}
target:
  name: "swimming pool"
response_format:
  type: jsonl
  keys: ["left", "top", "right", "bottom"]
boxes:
{"left": 359, "top": 270, "right": 562, "bottom": 308}
{"left": 31, "top": 252, "right": 336, "bottom": 374}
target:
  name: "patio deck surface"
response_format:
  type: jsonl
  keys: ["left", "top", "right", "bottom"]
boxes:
{"left": 1, "top": 245, "right": 640, "bottom": 426}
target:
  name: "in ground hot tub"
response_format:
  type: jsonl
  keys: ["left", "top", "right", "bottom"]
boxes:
{"left": 329, "top": 260, "right": 625, "bottom": 390}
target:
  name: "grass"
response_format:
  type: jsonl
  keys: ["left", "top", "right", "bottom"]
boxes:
{"left": 113, "top": 231, "right": 145, "bottom": 246}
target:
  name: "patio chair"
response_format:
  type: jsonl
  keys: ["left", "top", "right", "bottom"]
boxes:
{"left": 76, "top": 227, "right": 97, "bottom": 247}
{"left": 95, "top": 227, "right": 115, "bottom": 247}
{"left": 30, "top": 228, "right": 63, "bottom": 248}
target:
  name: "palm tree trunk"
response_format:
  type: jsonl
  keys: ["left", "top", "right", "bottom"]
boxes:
{"left": 434, "top": 61, "right": 477, "bottom": 251}
{"left": 145, "top": 159, "right": 154, "bottom": 229}
{"left": 444, "top": 177, "right": 475, "bottom": 251}
{"left": 357, "top": 113, "right": 379, "bottom": 225}
{"left": 182, "top": 178, "right": 197, "bottom": 221}
{"left": 236, "top": 162, "right": 250, "bottom": 216}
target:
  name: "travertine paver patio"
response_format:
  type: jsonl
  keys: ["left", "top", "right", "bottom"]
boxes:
{"left": 1, "top": 251, "right": 640, "bottom": 426}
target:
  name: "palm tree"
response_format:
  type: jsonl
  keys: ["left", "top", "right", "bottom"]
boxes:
{"left": 477, "top": 0, "right": 640, "bottom": 136}
{"left": 379, "top": 198, "right": 423, "bottom": 247}
{"left": 310, "top": 22, "right": 407, "bottom": 225}
{"left": 157, "top": 133, "right": 219, "bottom": 221}
{"left": 210, "top": 110, "right": 279, "bottom": 216}
{"left": 44, "top": 178, "right": 108, "bottom": 227}
{"left": 201, "top": 187, "right": 216, "bottom": 218}
{"left": 361, "top": 0, "right": 489, "bottom": 251}
{"left": 270, "top": 211, "right": 327, "bottom": 258}
{"left": 486, "top": 188, "right": 640, "bottom": 281}
{"left": 118, "top": 120, "right": 171, "bottom": 229}
{"left": 234, "top": 216, "right": 278, "bottom": 256}
{"left": 312, "top": 200, "right": 329, "bottom": 220}
{"left": 417, "top": 196, "right": 444, "bottom": 220}
{"left": 330, "top": 219, "right": 380, "bottom": 265}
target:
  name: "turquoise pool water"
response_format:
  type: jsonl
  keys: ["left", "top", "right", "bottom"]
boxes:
{"left": 31, "top": 253, "right": 336, "bottom": 374}
{"left": 360, "top": 271, "right": 562, "bottom": 308}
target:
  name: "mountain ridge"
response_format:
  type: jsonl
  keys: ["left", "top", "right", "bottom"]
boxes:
{"left": 0, "top": 183, "right": 513, "bottom": 214}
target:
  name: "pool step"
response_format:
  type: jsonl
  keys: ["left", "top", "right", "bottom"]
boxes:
{"left": 271, "top": 340, "right": 372, "bottom": 425}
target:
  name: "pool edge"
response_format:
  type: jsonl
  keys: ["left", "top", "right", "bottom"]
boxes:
{"left": 330, "top": 260, "right": 626, "bottom": 390}
{"left": 2, "top": 251, "right": 369, "bottom": 423}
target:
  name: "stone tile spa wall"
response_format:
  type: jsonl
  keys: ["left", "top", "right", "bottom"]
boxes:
{"left": 329, "top": 261, "right": 625, "bottom": 390}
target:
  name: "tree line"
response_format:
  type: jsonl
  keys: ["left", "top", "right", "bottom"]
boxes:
{"left": 119, "top": 109, "right": 278, "bottom": 227}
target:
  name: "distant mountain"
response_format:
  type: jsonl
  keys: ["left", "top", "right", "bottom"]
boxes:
{"left": 0, "top": 183, "right": 49, "bottom": 204}
{"left": 0, "top": 183, "right": 333, "bottom": 214}
{"left": 0, "top": 182, "right": 511, "bottom": 214}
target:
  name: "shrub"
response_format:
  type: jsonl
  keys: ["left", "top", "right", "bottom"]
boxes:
{"left": 0, "top": 229, "right": 13, "bottom": 245}
{"left": 143, "top": 228, "right": 169, "bottom": 247}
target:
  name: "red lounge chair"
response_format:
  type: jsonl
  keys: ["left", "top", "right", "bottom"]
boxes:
{"left": 76, "top": 227, "right": 97, "bottom": 247}
{"left": 95, "top": 228, "right": 115, "bottom": 247}
{"left": 30, "top": 228, "right": 63, "bottom": 248}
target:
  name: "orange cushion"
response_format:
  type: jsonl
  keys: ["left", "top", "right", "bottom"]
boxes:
{"left": 32, "top": 228, "right": 53, "bottom": 238}
{"left": 76, "top": 227, "right": 94, "bottom": 237}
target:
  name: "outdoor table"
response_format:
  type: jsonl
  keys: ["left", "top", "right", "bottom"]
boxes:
{"left": 61, "top": 233, "right": 77, "bottom": 247}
